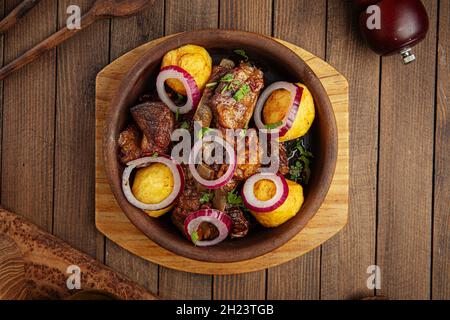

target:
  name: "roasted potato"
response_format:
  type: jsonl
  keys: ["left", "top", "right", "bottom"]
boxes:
{"left": 250, "top": 179, "right": 304, "bottom": 227}
{"left": 132, "top": 162, "right": 174, "bottom": 217}
{"left": 262, "top": 83, "right": 315, "bottom": 142}
{"left": 161, "top": 44, "right": 212, "bottom": 95}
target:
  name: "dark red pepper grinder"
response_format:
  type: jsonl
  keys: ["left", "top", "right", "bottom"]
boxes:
{"left": 354, "top": 0, "right": 429, "bottom": 64}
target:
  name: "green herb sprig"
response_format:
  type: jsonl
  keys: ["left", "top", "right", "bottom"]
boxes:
{"left": 199, "top": 191, "right": 214, "bottom": 204}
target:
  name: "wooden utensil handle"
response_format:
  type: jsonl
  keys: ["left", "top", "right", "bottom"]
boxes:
{"left": 0, "top": 10, "right": 98, "bottom": 81}
{"left": 0, "top": 0, "right": 42, "bottom": 34}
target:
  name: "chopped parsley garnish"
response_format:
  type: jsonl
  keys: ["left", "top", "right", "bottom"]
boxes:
{"left": 180, "top": 121, "right": 190, "bottom": 130}
{"left": 198, "top": 127, "right": 210, "bottom": 139}
{"left": 239, "top": 127, "right": 248, "bottom": 138}
{"left": 234, "top": 49, "right": 249, "bottom": 60}
{"left": 233, "top": 84, "right": 250, "bottom": 101}
{"left": 264, "top": 121, "right": 283, "bottom": 129}
{"left": 199, "top": 191, "right": 214, "bottom": 204}
{"left": 173, "top": 92, "right": 184, "bottom": 104}
{"left": 206, "top": 82, "right": 218, "bottom": 88}
{"left": 227, "top": 189, "right": 244, "bottom": 207}
{"left": 288, "top": 139, "right": 313, "bottom": 185}
{"left": 175, "top": 109, "right": 180, "bottom": 121}
{"left": 151, "top": 152, "right": 159, "bottom": 158}
{"left": 220, "top": 74, "right": 234, "bottom": 82}
{"left": 191, "top": 231, "right": 199, "bottom": 244}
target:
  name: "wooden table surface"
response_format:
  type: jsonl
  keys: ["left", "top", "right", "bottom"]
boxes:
{"left": 0, "top": 0, "right": 448, "bottom": 300}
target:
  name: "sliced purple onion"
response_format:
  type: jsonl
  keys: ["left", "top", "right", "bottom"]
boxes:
{"left": 254, "top": 82, "right": 304, "bottom": 137}
{"left": 184, "top": 209, "right": 232, "bottom": 246}
{"left": 241, "top": 173, "right": 289, "bottom": 213}
{"left": 189, "top": 135, "right": 236, "bottom": 189}
{"left": 156, "top": 66, "right": 201, "bottom": 114}
{"left": 122, "top": 156, "right": 184, "bottom": 211}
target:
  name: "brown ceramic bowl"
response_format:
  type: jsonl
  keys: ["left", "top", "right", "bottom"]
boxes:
{"left": 104, "top": 30, "right": 337, "bottom": 263}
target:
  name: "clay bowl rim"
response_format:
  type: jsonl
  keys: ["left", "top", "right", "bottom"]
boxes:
{"left": 103, "top": 29, "right": 338, "bottom": 263}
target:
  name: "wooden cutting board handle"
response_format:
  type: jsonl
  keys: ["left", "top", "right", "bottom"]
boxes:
{"left": 0, "top": 208, "right": 157, "bottom": 300}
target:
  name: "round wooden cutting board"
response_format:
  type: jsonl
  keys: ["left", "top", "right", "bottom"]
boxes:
{"left": 95, "top": 36, "right": 349, "bottom": 275}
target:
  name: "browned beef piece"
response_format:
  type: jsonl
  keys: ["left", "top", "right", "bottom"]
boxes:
{"left": 194, "top": 64, "right": 234, "bottom": 128}
{"left": 172, "top": 166, "right": 213, "bottom": 238}
{"left": 217, "top": 130, "right": 261, "bottom": 190}
{"left": 130, "top": 102, "right": 174, "bottom": 156}
{"left": 118, "top": 124, "right": 141, "bottom": 164}
{"left": 210, "top": 62, "right": 264, "bottom": 129}
{"left": 226, "top": 207, "right": 249, "bottom": 239}
{"left": 278, "top": 143, "right": 290, "bottom": 175}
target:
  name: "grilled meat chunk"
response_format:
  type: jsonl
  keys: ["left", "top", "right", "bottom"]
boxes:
{"left": 172, "top": 166, "right": 214, "bottom": 239}
{"left": 278, "top": 143, "right": 290, "bottom": 175}
{"left": 210, "top": 62, "right": 264, "bottom": 129}
{"left": 194, "top": 64, "right": 234, "bottom": 128}
{"left": 131, "top": 102, "right": 174, "bottom": 156}
{"left": 118, "top": 124, "right": 142, "bottom": 164}
{"left": 218, "top": 129, "right": 261, "bottom": 191}
{"left": 226, "top": 206, "right": 249, "bottom": 238}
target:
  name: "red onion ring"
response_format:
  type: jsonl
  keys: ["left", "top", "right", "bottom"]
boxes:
{"left": 122, "top": 156, "right": 184, "bottom": 211}
{"left": 184, "top": 209, "right": 232, "bottom": 246}
{"left": 254, "top": 82, "right": 304, "bottom": 137}
{"left": 156, "top": 66, "right": 201, "bottom": 114}
{"left": 241, "top": 173, "right": 289, "bottom": 213}
{"left": 189, "top": 135, "right": 236, "bottom": 189}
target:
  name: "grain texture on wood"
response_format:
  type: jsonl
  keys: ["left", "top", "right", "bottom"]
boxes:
{"left": 0, "top": 235, "right": 27, "bottom": 300}
{"left": 0, "top": 0, "right": 41, "bottom": 34}
{"left": 268, "top": 0, "right": 327, "bottom": 300}
{"left": 273, "top": 0, "right": 326, "bottom": 58}
{"left": 376, "top": 0, "right": 437, "bottom": 300}
{"left": 0, "top": 0, "right": 154, "bottom": 81}
{"left": 104, "top": 0, "right": 164, "bottom": 295}
{"left": 165, "top": 0, "right": 219, "bottom": 34}
{"left": 1, "top": 0, "right": 56, "bottom": 230}
{"left": 213, "top": 273, "right": 265, "bottom": 300}
{"left": 94, "top": 37, "right": 348, "bottom": 275}
{"left": 219, "top": 0, "right": 272, "bottom": 34}
{"left": 0, "top": 2, "right": 4, "bottom": 202}
{"left": 159, "top": 268, "right": 211, "bottom": 300}
{"left": 215, "top": 0, "right": 272, "bottom": 299}
{"left": 53, "top": 0, "right": 109, "bottom": 261}
{"left": 320, "top": 0, "right": 379, "bottom": 300}
{"left": 432, "top": 0, "right": 450, "bottom": 300}
{"left": 0, "top": 209, "right": 155, "bottom": 300}
{"left": 159, "top": 1, "right": 219, "bottom": 299}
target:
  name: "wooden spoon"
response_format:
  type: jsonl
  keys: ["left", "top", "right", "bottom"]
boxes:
{"left": 0, "top": 0, "right": 154, "bottom": 81}
{"left": 0, "top": 0, "right": 42, "bottom": 34}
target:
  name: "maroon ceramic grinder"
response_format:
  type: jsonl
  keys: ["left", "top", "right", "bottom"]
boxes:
{"left": 355, "top": 0, "right": 429, "bottom": 64}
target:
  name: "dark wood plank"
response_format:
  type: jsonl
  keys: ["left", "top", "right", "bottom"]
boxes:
{"left": 165, "top": 0, "right": 219, "bottom": 34}
{"left": 0, "top": 2, "right": 4, "bottom": 199}
{"left": 1, "top": 0, "right": 57, "bottom": 230}
{"left": 213, "top": 273, "right": 265, "bottom": 300}
{"left": 159, "top": 0, "right": 219, "bottom": 299}
{"left": 432, "top": 0, "right": 450, "bottom": 300}
{"left": 213, "top": 0, "right": 272, "bottom": 300}
{"left": 219, "top": 0, "right": 272, "bottom": 33}
{"left": 320, "top": 0, "right": 379, "bottom": 300}
{"left": 266, "top": 0, "right": 326, "bottom": 300}
{"left": 53, "top": 0, "right": 109, "bottom": 260}
{"left": 377, "top": 0, "right": 438, "bottom": 300}
{"left": 159, "top": 268, "right": 211, "bottom": 300}
{"left": 104, "top": 0, "right": 164, "bottom": 295}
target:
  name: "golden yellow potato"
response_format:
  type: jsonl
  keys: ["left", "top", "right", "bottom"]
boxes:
{"left": 250, "top": 179, "right": 304, "bottom": 228}
{"left": 262, "top": 83, "right": 315, "bottom": 142}
{"left": 132, "top": 162, "right": 174, "bottom": 218}
{"left": 161, "top": 44, "right": 212, "bottom": 95}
